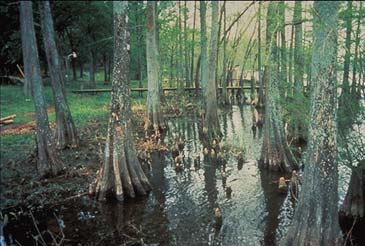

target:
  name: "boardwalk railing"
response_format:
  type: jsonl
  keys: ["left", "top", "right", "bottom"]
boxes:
{"left": 69, "top": 86, "right": 261, "bottom": 94}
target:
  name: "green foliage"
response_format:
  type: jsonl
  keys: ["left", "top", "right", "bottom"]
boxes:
{"left": 0, "top": 1, "right": 22, "bottom": 75}
{"left": 281, "top": 91, "right": 310, "bottom": 135}
{"left": 0, "top": 70, "right": 148, "bottom": 166}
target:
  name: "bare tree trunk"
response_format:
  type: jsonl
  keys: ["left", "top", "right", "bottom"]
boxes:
{"left": 257, "top": 1, "right": 264, "bottom": 107}
{"left": 278, "top": 2, "right": 287, "bottom": 97}
{"left": 216, "top": 3, "right": 224, "bottom": 89}
{"left": 222, "top": 1, "right": 228, "bottom": 105}
{"left": 146, "top": 1, "right": 165, "bottom": 135}
{"left": 108, "top": 55, "right": 112, "bottom": 84}
{"left": 169, "top": 45, "right": 175, "bottom": 88}
{"left": 91, "top": 2, "right": 151, "bottom": 201}
{"left": 190, "top": 1, "right": 197, "bottom": 87}
{"left": 294, "top": 1, "right": 303, "bottom": 93}
{"left": 103, "top": 53, "right": 108, "bottom": 83}
{"left": 260, "top": 2, "right": 297, "bottom": 172}
{"left": 65, "top": 29, "right": 77, "bottom": 81}
{"left": 341, "top": 0, "right": 352, "bottom": 98}
{"left": 338, "top": 1, "right": 353, "bottom": 131}
{"left": 71, "top": 57, "right": 77, "bottom": 81}
{"left": 282, "top": 2, "right": 341, "bottom": 244}
{"left": 288, "top": 23, "right": 294, "bottom": 96}
{"left": 79, "top": 62, "right": 83, "bottom": 78}
{"left": 200, "top": 1, "right": 208, "bottom": 100}
{"left": 178, "top": 1, "right": 183, "bottom": 92}
{"left": 351, "top": 2, "right": 362, "bottom": 95}
{"left": 204, "top": 1, "right": 222, "bottom": 140}
{"left": 40, "top": 0, "right": 79, "bottom": 149}
{"left": 183, "top": 1, "right": 190, "bottom": 87}
{"left": 195, "top": 53, "right": 201, "bottom": 96}
{"left": 340, "top": 166, "right": 364, "bottom": 219}
{"left": 20, "top": 5, "right": 32, "bottom": 98}
{"left": 20, "top": 1, "right": 64, "bottom": 177}
{"left": 89, "top": 49, "right": 96, "bottom": 89}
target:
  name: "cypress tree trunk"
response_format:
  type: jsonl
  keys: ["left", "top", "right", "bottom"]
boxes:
{"left": 20, "top": 5, "right": 32, "bottom": 98}
{"left": 200, "top": 1, "right": 208, "bottom": 101}
{"left": 282, "top": 2, "right": 341, "bottom": 244}
{"left": 195, "top": 53, "right": 201, "bottom": 96}
{"left": 338, "top": 1, "right": 353, "bottom": 131}
{"left": 222, "top": 1, "right": 228, "bottom": 105}
{"left": 288, "top": 24, "right": 294, "bottom": 96}
{"left": 20, "top": 1, "right": 64, "bottom": 177}
{"left": 79, "top": 62, "right": 83, "bottom": 78}
{"left": 40, "top": 0, "right": 79, "bottom": 149}
{"left": 351, "top": 2, "right": 362, "bottom": 95}
{"left": 340, "top": 166, "right": 364, "bottom": 218}
{"left": 71, "top": 57, "right": 77, "bottom": 81}
{"left": 204, "top": 1, "right": 222, "bottom": 140}
{"left": 260, "top": 2, "right": 297, "bottom": 172}
{"left": 183, "top": 1, "right": 190, "bottom": 88}
{"left": 89, "top": 49, "right": 96, "bottom": 88}
{"left": 292, "top": 1, "right": 305, "bottom": 141}
{"left": 340, "top": 164, "right": 364, "bottom": 242}
{"left": 294, "top": 1, "right": 303, "bottom": 93}
{"left": 190, "top": 1, "right": 197, "bottom": 87}
{"left": 91, "top": 2, "right": 151, "bottom": 201}
{"left": 341, "top": 0, "right": 352, "bottom": 98}
{"left": 177, "top": 1, "right": 183, "bottom": 92}
{"left": 146, "top": 1, "right": 165, "bottom": 135}
{"left": 278, "top": 2, "right": 287, "bottom": 97}
{"left": 257, "top": 1, "right": 264, "bottom": 107}
{"left": 103, "top": 53, "right": 108, "bottom": 83}
{"left": 108, "top": 55, "right": 112, "bottom": 85}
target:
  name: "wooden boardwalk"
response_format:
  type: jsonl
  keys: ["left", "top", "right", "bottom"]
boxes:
{"left": 69, "top": 86, "right": 260, "bottom": 94}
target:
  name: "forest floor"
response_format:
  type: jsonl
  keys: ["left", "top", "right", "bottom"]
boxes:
{"left": 0, "top": 80, "right": 201, "bottom": 213}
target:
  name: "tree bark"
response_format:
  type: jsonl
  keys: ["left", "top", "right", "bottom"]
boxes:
{"left": 89, "top": 49, "right": 96, "bottom": 88}
{"left": 40, "top": 0, "right": 79, "bottom": 149}
{"left": 91, "top": 2, "right": 151, "bottom": 201}
{"left": 260, "top": 2, "right": 297, "bottom": 172}
{"left": 71, "top": 57, "right": 77, "bottom": 81}
{"left": 278, "top": 2, "right": 287, "bottom": 98}
{"left": 183, "top": 1, "right": 190, "bottom": 88}
{"left": 195, "top": 53, "right": 201, "bottom": 96}
{"left": 282, "top": 2, "right": 341, "bottom": 245}
{"left": 200, "top": 1, "right": 208, "bottom": 100}
{"left": 257, "top": 1, "right": 264, "bottom": 107}
{"left": 288, "top": 23, "right": 294, "bottom": 96}
{"left": 79, "top": 62, "right": 83, "bottom": 78}
{"left": 177, "top": 1, "right": 183, "bottom": 92}
{"left": 20, "top": 4, "right": 32, "bottom": 98}
{"left": 146, "top": 1, "right": 165, "bottom": 135}
{"left": 103, "top": 53, "right": 108, "bottom": 83}
{"left": 338, "top": 1, "right": 353, "bottom": 132}
{"left": 351, "top": 2, "right": 362, "bottom": 95}
{"left": 294, "top": 1, "right": 303, "bottom": 93}
{"left": 190, "top": 1, "right": 197, "bottom": 87}
{"left": 221, "top": 1, "right": 228, "bottom": 105}
{"left": 20, "top": 1, "right": 64, "bottom": 177}
{"left": 341, "top": 166, "right": 364, "bottom": 218}
{"left": 204, "top": 1, "right": 222, "bottom": 140}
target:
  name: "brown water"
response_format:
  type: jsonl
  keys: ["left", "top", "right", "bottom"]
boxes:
{"left": 3, "top": 105, "right": 351, "bottom": 246}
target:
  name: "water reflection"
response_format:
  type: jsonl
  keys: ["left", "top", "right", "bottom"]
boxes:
{"left": 259, "top": 169, "right": 287, "bottom": 245}
{"left": 8, "top": 105, "right": 304, "bottom": 246}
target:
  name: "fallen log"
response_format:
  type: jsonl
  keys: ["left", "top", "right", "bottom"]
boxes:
{"left": 0, "top": 76, "right": 24, "bottom": 85}
{"left": 0, "top": 114, "right": 16, "bottom": 122}
{"left": 0, "top": 119, "right": 14, "bottom": 125}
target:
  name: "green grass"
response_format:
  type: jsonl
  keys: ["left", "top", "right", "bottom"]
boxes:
{"left": 0, "top": 71, "right": 147, "bottom": 165}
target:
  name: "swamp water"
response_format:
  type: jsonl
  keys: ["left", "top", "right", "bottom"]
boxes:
{"left": 3, "top": 105, "right": 351, "bottom": 246}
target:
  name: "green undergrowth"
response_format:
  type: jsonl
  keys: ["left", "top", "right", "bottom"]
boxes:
{"left": 0, "top": 76, "right": 148, "bottom": 166}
